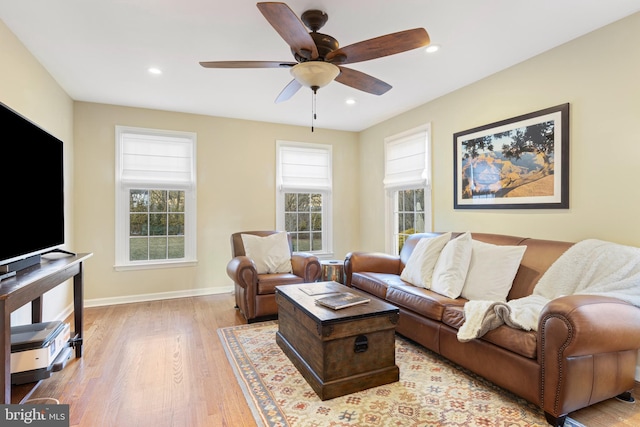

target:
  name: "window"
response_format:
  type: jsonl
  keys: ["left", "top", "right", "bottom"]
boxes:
{"left": 115, "top": 126, "right": 197, "bottom": 269}
{"left": 276, "top": 141, "right": 332, "bottom": 256}
{"left": 384, "top": 124, "right": 432, "bottom": 255}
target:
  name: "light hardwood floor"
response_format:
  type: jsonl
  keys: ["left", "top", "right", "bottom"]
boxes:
{"left": 22, "top": 293, "right": 640, "bottom": 427}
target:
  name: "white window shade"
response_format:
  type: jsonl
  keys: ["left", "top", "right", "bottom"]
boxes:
{"left": 278, "top": 144, "right": 331, "bottom": 191}
{"left": 120, "top": 131, "right": 194, "bottom": 187}
{"left": 384, "top": 127, "right": 429, "bottom": 190}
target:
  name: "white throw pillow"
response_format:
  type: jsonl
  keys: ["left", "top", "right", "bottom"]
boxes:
{"left": 241, "top": 232, "right": 292, "bottom": 274}
{"left": 461, "top": 240, "right": 526, "bottom": 301}
{"left": 430, "top": 232, "right": 473, "bottom": 298}
{"left": 400, "top": 233, "right": 452, "bottom": 288}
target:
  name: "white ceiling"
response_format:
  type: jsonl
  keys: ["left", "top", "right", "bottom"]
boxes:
{"left": 1, "top": 1, "right": 639, "bottom": 132}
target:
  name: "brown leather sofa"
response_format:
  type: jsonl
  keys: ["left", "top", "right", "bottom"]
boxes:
{"left": 344, "top": 232, "right": 640, "bottom": 426}
{"left": 227, "top": 231, "right": 322, "bottom": 323}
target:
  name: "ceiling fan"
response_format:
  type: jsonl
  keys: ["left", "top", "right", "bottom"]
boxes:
{"left": 199, "top": 2, "right": 431, "bottom": 104}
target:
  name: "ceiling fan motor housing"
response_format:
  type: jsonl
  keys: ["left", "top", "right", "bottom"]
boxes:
{"left": 292, "top": 32, "right": 340, "bottom": 62}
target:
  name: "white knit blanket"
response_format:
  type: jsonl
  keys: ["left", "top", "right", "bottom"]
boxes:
{"left": 457, "top": 239, "right": 640, "bottom": 342}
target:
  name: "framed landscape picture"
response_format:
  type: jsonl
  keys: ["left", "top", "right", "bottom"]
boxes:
{"left": 453, "top": 103, "right": 569, "bottom": 209}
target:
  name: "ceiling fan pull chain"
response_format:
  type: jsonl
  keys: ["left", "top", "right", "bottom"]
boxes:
{"left": 311, "top": 86, "right": 318, "bottom": 132}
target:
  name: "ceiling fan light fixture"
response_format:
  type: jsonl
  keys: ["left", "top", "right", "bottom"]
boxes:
{"left": 290, "top": 61, "right": 340, "bottom": 89}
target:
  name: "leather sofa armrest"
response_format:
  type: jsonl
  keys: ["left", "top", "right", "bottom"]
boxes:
{"left": 539, "top": 295, "right": 640, "bottom": 356}
{"left": 538, "top": 294, "right": 640, "bottom": 419}
{"left": 344, "top": 251, "right": 401, "bottom": 287}
{"left": 291, "top": 252, "right": 322, "bottom": 282}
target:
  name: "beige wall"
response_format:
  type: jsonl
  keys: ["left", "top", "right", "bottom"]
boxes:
{"left": 0, "top": 20, "right": 75, "bottom": 322}
{"left": 73, "top": 103, "right": 359, "bottom": 302}
{"left": 359, "top": 12, "right": 640, "bottom": 251}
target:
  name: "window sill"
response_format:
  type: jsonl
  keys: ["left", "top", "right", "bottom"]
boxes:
{"left": 114, "top": 259, "right": 198, "bottom": 272}
{"left": 294, "top": 251, "right": 335, "bottom": 260}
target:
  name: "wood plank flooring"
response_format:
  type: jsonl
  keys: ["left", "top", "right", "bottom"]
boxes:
{"left": 23, "top": 293, "right": 640, "bottom": 426}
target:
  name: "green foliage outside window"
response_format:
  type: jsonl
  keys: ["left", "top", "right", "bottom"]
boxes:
{"left": 129, "top": 189, "right": 185, "bottom": 261}
{"left": 284, "top": 192, "right": 322, "bottom": 252}
{"left": 396, "top": 188, "right": 425, "bottom": 254}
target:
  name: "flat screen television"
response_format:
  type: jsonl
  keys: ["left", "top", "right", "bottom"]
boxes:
{"left": 0, "top": 102, "right": 65, "bottom": 273}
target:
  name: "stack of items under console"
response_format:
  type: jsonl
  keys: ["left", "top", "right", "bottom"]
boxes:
{"left": 10, "top": 321, "right": 72, "bottom": 385}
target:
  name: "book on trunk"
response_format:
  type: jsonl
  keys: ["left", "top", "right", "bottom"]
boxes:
{"left": 315, "top": 292, "right": 370, "bottom": 310}
{"left": 299, "top": 282, "right": 341, "bottom": 296}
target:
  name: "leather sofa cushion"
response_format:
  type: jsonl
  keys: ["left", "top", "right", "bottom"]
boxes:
{"left": 483, "top": 327, "right": 538, "bottom": 359}
{"left": 443, "top": 305, "right": 538, "bottom": 359}
{"left": 257, "top": 273, "right": 304, "bottom": 295}
{"left": 351, "top": 272, "right": 406, "bottom": 299}
{"left": 386, "top": 283, "right": 466, "bottom": 321}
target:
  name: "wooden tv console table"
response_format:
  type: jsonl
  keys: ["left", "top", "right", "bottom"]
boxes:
{"left": 0, "top": 252, "right": 93, "bottom": 404}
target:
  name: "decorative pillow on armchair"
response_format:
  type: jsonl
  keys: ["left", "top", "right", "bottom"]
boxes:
{"left": 400, "top": 232, "right": 452, "bottom": 288}
{"left": 241, "top": 232, "right": 292, "bottom": 274}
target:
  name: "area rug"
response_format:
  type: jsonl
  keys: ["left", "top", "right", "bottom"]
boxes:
{"left": 218, "top": 321, "right": 585, "bottom": 427}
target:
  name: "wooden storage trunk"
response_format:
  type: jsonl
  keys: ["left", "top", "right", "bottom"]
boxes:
{"left": 275, "top": 282, "right": 399, "bottom": 400}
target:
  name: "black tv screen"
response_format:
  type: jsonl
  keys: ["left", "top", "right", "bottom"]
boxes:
{"left": 0, "top": 102, "right": 64, "bottom": 269}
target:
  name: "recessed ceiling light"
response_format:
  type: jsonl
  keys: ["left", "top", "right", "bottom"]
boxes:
{"left": 345, "top": 98, "right": 356, "bottom": 105}
{"left": 148, "top": 67, "right": 162, "bottom": 75}
{"left": 425, "top": 45, "right": 440, "bottom": 53}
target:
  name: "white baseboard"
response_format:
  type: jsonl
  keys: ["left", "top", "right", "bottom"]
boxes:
{"left": 83, "top": 286, "right": 234, "bottom": 308}
{"left": 54, "top": 305, "right": 75, "bottom": 324}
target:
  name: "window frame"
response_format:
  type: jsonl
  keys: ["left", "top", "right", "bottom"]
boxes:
{"left": 115, "top": 126, "right": 197, "bottom": 270}
{"left": 275, "top": 140, "right": 333, "bottom": 257}
{"left": 384, "top": 124, "right": 433, "bottom": 255}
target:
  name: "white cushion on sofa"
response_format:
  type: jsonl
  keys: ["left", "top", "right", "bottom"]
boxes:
{"left": 430, "top": 232, "right": 473, "bottom": 298}
{"left": 241, "top": 232, "right": 292, "bottom": 274}
{"left": 400, "top": 233, "right": 452, "bottom": 288}
{"left": 461, "top": 240, "right": 526, "bottom": 302}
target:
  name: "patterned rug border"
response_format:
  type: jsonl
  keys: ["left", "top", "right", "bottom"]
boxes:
{"left": 218, "top": 321, "right": 278, "bottom": 427}
{"left": 218, "top": 321, "right": 585, "bottom": 427}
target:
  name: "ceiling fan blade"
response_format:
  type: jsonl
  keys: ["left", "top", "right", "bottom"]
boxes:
{"left": 199, "top": 60, "right": 296, "bottom": 68}
{"left": 257, "top": 2, "right": 319, "bottom": 60}
{"left": 335, "top": 67, "right": 392, "bottom": 95}
{"left": 326, "top": 28, "right": 430, "bottom": 64}
{"left": 275, "top": 79, "right": 303, "bottom": 103}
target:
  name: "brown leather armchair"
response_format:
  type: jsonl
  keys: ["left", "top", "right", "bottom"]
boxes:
{"left": 227, "top": 231, "right": 322, "bottom": 323}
